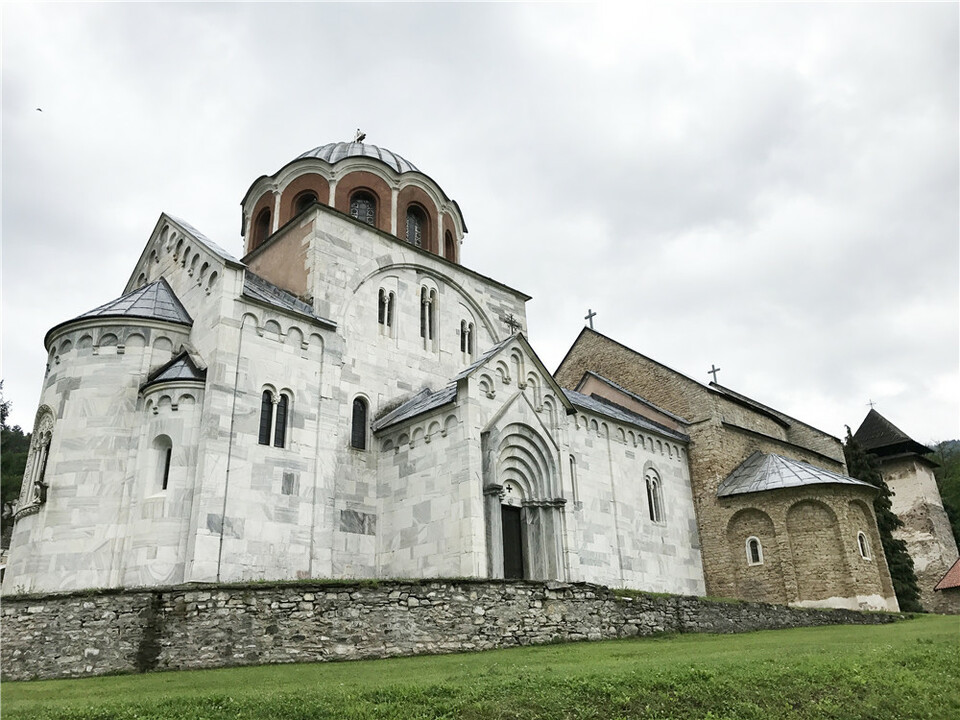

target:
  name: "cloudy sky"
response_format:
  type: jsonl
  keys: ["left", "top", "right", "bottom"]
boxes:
{"left": 2, "top": 3, "right": 957, "bottom": 444}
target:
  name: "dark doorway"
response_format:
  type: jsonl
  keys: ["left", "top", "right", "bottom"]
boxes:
{"left": 501, "top": 505, "right": 524, "bottom": 579}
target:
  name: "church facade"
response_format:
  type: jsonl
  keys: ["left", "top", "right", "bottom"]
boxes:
{"left": 3, "top": 142, "right": 705, "bottom": 598}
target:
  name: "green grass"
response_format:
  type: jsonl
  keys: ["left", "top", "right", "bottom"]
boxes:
{"left": 3, "top": 615, "right": 958, "bottom": 719}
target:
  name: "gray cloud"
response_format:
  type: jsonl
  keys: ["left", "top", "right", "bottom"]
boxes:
{"left": 2, "top": 3, "right": 956, "bottom": 445}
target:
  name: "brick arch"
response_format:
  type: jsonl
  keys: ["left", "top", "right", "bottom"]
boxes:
{"left": 333, "top": 171, "right": 392, "bottom": 232}
{"left": 785, "top": 499, "right": 853, "bottom": 603}
{"left": 279, "top": 173, "right": 330, "bottom": 226}
{"left": 725, "top": 507, "right": 787, "bottom": 604}
{"left": 398, "top": 185, "right": 440, "bottom": 254}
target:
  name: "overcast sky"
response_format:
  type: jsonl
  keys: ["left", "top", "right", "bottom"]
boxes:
{"left": 2, "top": 3, "right": 957, "bottom": 446}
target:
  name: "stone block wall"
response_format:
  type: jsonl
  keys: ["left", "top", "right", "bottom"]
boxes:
{"left": 1, "top": 579, "right": 903, "bottom": 682}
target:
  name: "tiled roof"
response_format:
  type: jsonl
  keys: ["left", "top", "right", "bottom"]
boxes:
{"left": 74, "top": 278, "right": 192, "bottom": 326}
{"left": 242, "top": 272, "right": 334, "bottom": 326}
{"left": 563, "top": 389, "right": 689, "bottom": 442}
{"left": 372, "top": 385, "right": 458, "bottom": 432}
{"left": 717, "top": 451, "right": 874, "bottom": 498}
{"left": 142, "top": 352, "right": 206, "bottom": 390}
{"left": 853, "top": 409, "right": 932, "bottom": 456}
{"left": 934, "top": 557, "right": 960, "bottom": 591}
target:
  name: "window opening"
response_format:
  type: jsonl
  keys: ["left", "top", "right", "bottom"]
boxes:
{"left": 406, "top": 206, "right": 425, "bottom": 247}
{"left": 746, "top": 537, "right": 763, "bottom": 565}
{"left": 858, "top": 532, "right": 870, "bottom": 559}
{"left": 645, "top": 468, "right": 663, "bottom": 523}
{"left": 161, "top": 447, "right": 172, "bottom": 490}
{"left": 444, "top": 231, "right": 456, "bottom": 260}
{"left": 350, "top": 191, "right": 376, "bottom": 226}
{"left": 253, "top": 208, "right": 271, "bottom": 248}
{"left": 259, "top": 391, "right": 273, "bottom": 445}
{"left": 274, "top": 394, "right": 288, "bottom": 448}
{"left": 351, "top": 398, "right": 368, "bottom": 450}
{"left": 295, "top": 191, "right": 318, "bottom": 215}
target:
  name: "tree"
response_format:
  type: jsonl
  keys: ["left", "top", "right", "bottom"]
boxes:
{"left": 843, "top": 427, "right": 923, "bottom": 612}
{"left": 931, "top": 439, "right": 960, "bottom": 547}
{"left": 1, "top": 381, "right": 31, "bottom": 515}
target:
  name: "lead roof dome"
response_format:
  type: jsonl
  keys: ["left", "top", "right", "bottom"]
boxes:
{"left": 295, "top": 142, "right": 419, "bottom": 174}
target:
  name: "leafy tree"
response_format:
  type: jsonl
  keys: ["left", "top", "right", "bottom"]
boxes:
{"left": 1, "top": 381, "right": 31, "bottom": 514}
{"left": 931, "top": 439, "right": 960, "bottom": 547}
{"left": 843, "top": 427, "right": 923, "bottom": 612}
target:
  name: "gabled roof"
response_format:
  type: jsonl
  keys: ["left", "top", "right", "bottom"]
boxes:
{"left": 562, "top": 389, "right": 689, "bottom": 442}
{"left": 717, "top": 451, "right": 874, "bottom": 498}
{"left": 934, "top": 557, "right": 960, "bottom": 591}
{"left": 242, "top": 272, "right": 336, "bottom": 328}
{"left": 575, "top": 371, "right": 689, "bottom": 425}
{"left": 372, "top": 385, "right": 458, "bottom": 433}
{"left": 165, "top": 214, "right": 242, "bottom": 265}
{"left": 141, "top": 351, "right": 206, "bottom": 392}
{"left": 853, "top": 409, "right": 932, "bottom": 457}
{"left": 47, "top": 278, "right": 192, "bottom": 347}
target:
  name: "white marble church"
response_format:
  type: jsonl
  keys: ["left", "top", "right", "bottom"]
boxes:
{"left": 3, "top": 141, "right": 706, "bottom": 596}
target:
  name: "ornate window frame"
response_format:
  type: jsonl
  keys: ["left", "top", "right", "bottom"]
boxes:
{"left": 746, "top": 536, "right": 764, "bottom": 566}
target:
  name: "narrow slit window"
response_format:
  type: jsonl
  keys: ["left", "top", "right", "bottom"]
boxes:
{"left": 351, "top": 398, "right": 368, "bottom": 450}
{"left": 259, "top": 391, "right": 273, "bottom": 445}
{"left": 274, "top": 394, "right": 288, "bottom": 448}
{"left": 746, "top": 537, "right": 763, "bottom": 565}
{"left": 161, "top": 447, "right": 172, "bottom": 490}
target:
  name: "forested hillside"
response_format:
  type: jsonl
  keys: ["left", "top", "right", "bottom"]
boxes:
{"left": 932, "top": 439, "right": 960, "bottom": 546}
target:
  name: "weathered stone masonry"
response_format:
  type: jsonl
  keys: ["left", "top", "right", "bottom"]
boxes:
{"left": 1, "top": 579, "right": 903, "bottom": 682}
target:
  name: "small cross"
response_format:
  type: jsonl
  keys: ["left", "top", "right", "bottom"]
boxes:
{"left": 867, "top": 399, "right": 876, "bottom": 409}
{"left": 708, "top": 364, "right": 721, "bottom": 383}
{"left": 585, "top": 308, "right": 597, "bottom": 329}
{"left": 502, "top": 313, "right": 521, "bottom": 334}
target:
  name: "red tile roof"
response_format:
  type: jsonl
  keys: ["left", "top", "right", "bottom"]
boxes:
{"left": 934, "top": 558, "right": 960, "bottom": 591}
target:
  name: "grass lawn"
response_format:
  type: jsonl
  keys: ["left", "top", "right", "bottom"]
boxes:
{"left": 2, "top": 614, "right": 958, "bottom": 719}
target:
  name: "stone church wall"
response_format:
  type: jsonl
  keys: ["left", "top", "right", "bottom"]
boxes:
{"left": 0, "top": 579, "right": 903, "bottom": 682}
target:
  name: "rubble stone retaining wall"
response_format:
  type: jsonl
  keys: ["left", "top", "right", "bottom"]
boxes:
{"left": 1, "top": 579, "right": 904, "bottom": 681}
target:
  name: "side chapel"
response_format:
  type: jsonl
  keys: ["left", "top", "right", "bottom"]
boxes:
{"left": 3, "top": 141, "right": 895, "bottom": 611}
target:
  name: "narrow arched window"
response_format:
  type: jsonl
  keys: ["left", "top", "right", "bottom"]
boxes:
{"left": 406, "top": 206, "right": 425, "bottom": 247}
{"left": 378, "top": 289, "right": 387, "bottom": 326}
{"left": 350, "top": 191, "right": 377, "bottom": 226}
{"left": 746, "top": 537, "right": 763, "bottom": 566}
{"left": 858, "top": 532, "right": 871, "bottom": 559}
{"left": 294, "top": 191, "right": 318, "bottom": 215}
{"left": 444, "top": 231, "right": 456, "bottom": 260}
{"left": 274, "top": 394, "right": 288, "bottom": 448}
{"left": 386, "top": 292, "right": 395, "bottom": 330}
{"left": 258, "top": 390, "right": 274, "bottom": 445}
{"left": 420, "top": 287, "right": 436, "bottom": 343}
{"left": 253, "top": 208, "right": 271, "bottom": 248}
{"left": 645, "top": 468, "right": 663, "bottom": 523}
{"left": 153, "top": 435, "right": 173, "bottom": 492}
{"left": 351, "top": 397, "right": 368, "bottom": 450}
{"left": 460, "top": 320, "right": 468, "bottom": 353}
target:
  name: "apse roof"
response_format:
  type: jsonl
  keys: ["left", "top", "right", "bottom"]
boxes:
{"left": 372, "top": 385, "right": 458, "bottom": 432}
{"left": 853, "top": 409, "right": 932, "bottom": 457}
{"left": 716, "top": 451, "right": 874, "bottom": 498}
{"left": 72, "top": 278, "right": 193, "bottom": 326}
{"left": 142, "top": 352, "right": 206, "bottom": 391}
{"left": 562, "top": 389, "right": 689, "bottom": 442}
{"left": 295, "top": 142, "right": 419, "bottom": 174}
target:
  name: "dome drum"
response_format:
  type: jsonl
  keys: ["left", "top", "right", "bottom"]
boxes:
{"left": 241, "top": 141, "right": 466, "bottom": 262}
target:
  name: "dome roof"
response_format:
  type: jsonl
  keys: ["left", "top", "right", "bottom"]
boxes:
{"left": 295, "top": 142, "right": 419, "bottom": 174}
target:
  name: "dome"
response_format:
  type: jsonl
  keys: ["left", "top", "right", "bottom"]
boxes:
{"left": 295, "top": 142, "right": 419, "bottom": 174}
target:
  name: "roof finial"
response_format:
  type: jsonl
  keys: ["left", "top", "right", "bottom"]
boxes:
{"left": 354, "top": 128, "right": 366, "bottom": 143}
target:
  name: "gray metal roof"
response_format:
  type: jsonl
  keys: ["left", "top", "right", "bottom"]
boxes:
{"left": 142, "top": 352, "right": 206, "bottom": 390}
{"left": 295, "top": 142, "right": 419, "bottom": 174}
{"left": 372, "top": 385, "right": 458, "bottom": 432}
{"left": 577, "top": 371, "right": 689, "bottom": 425}
{"left": 716, "top": 451, "right": 874, "bottom": 498}
{"left": 166, "top": 214, "right": 241, "bottom": 264}
{"left": 75, "top": 278, "right": 192, "bottom": 326}
{"left": 451, "top": 335, "right": 517, "bottom": 382}
{"left": 242, "top": 272, "right": 334, "bottom": 326}
{"left": 563, "top": 389, "right": 689, "bottom": 442}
